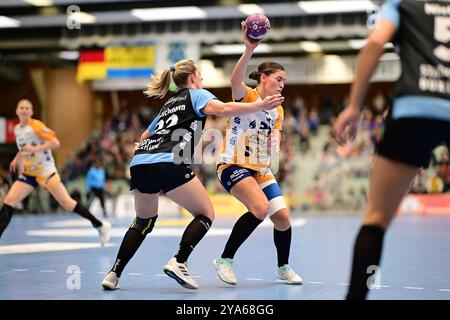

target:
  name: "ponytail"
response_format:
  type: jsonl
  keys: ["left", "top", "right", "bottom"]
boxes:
{"left": 144, "top": 59, "right": 198, "bottom": 99}
{"left": 144, "top": 68, "right": 172, "bottom": 99}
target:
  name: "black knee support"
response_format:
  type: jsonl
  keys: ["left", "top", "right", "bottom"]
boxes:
{"left": 130, "top": 216, "right": 157, "bottom": 236}
{"left": 0, "top": 204, "right": 15, "bottom": 237}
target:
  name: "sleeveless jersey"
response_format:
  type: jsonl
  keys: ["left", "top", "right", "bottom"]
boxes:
{"left": 218, "top": 86, "right": 283, "bottom": 171}
{"left": 14, "top": 119, "right": 57, "bottom": 176}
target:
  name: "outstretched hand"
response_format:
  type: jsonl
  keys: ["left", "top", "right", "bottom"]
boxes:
{"left": 333, "top": 107, "right": 361, "bottom": 145}
{"left": 260, "top": 93, "right": 284, "bottom": 110}
{"left": 9, "top": 158, "right": 18, "bottom": 173}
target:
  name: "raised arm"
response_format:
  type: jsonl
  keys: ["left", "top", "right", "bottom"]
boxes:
{"left": 230, "top": 22, "right": 262, "bottom": 100}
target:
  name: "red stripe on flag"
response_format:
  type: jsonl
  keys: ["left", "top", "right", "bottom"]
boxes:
{"left": 79, "top": 50, "right": 105, "bottom": 63}
{"left": 6, "top": 119, "right": 19, "bottom": 143}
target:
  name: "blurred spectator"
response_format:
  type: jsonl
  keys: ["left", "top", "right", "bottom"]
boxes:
{"left": 436, "top": 147, "right": 450, "bottom": 192}
{"left": 410, "top": 169, "right": 428, "bottom": 194}
{"left": 86, "top": 159, "right": 108, "bottom": 218}
{"left": 0, "top": 174, "right": 11, "bottom": 205}
{"left": 307, "top": 108, "right": 320, "bottom": 135}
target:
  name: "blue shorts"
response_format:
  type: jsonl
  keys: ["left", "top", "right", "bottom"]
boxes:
{"left": 16, "top": 172, "right": 60, "bottom": 189}
{"left": 217, "top": 164, "right": 286, "bottom": 216}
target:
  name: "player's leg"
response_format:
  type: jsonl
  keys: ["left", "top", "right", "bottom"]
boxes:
{"left": 213, "top": 165, "right": 269, "bottom": 285}
{"left": 0, "top": 180, "right": 34, "bottom": 237}
{"left": 163, "top": 175, "right": 214, "bottom": 289}
{"left": 347, "top": 155, "right": 419, "bottom": 299}
{"left": 102, "top": 190, "right": 158, "bottom": 290}
{"left": 45, "top": 175, "right": 111, "bottom": 246}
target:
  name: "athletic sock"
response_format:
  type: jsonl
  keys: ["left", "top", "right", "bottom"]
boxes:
{"left": 0, "top": 204, "right": 15, "bottom": 237}
{"left": 73, "top": 202, "right": 102, "bottom": 228}
{"left": 346, "top": 225, "right": 385, "bottom": 300}
{"left": 111, "top": 216, "right": 157, "bottom": 277}
{"left": 274, "top": 227, "right": 292, "bottom": 267}
{"left": 175, "top": 215, "right": 212, "bottom": 263}
{"left": 221, "top": 212, "right": 263, "bottom": 259}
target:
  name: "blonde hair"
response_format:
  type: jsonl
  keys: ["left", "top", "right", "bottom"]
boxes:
{"left": 144, "top": 59, "right": 198, "bottom": 99}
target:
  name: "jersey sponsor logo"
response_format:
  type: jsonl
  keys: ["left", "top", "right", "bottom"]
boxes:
{"left": 165, "top": 95, "right": 187, "bottom": 105}
{"left": 159, "top": 105, "right": 186, "bottom": 117}
{"left": 137, "top": 137, "right": 163, "bottom": 151}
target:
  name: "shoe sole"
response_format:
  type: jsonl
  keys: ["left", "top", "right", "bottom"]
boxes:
{"left": 101, "top": 281, "right": 120, "bottom": 291}
{"left": 213, "top": 259, "right": 237, "bottom": 285}
{"left": 163, "top": 267, "right": 198, "bottom": 290}
{"left": 276, "top": 274, "right": 303, "bottom": 285}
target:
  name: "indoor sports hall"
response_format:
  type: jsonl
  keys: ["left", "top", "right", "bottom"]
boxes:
{"left": 0, "top": 0, "right": 449, "bottom": 301}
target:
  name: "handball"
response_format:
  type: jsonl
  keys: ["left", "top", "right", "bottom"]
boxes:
{"left": 245, "top": 13, "right": 270, "bottom": 42}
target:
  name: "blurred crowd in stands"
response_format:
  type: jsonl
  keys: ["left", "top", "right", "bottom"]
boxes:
{"left": 1, "top": 92, "right": 449, "bottom": 214}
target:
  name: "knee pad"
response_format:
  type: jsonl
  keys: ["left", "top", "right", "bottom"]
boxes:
{"left": 268, "top": 196, "right": 287, "bottom": 216}
{"left": 130, "top": 216, "right": 157, "bottom": 236}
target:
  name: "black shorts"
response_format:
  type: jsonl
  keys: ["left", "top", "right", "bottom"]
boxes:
{"left": 376, "top": 118, "right": 450, "bottom": 168}
{"left": 130, "top": 163, "right": 195, "bottom": 194}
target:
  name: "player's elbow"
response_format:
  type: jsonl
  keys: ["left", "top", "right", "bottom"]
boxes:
{"left": 213, "top": 105, "right": 227, "bottom": 117}
{"left": 204, "top": 101, "right": 227, "bottom": 117}
{"left": 230, "top": 79, "right": 242, "bottom": 89}
{"left": 365, "top": 38, "right": 386, "bottom": 50}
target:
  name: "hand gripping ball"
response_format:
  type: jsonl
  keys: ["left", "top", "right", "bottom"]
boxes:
{"left": 245, "top": 13, "right": 270, "bottom": 42}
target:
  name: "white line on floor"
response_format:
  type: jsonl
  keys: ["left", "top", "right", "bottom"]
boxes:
{"left": 404, "top": 287, "right": 424, "bottom": 290}
{"left": 245, "top": 278, "right": 262, "bottom": 281}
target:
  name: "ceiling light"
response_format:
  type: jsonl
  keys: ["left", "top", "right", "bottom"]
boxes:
{"left": 131, "top": 7, "right": 207, "bottom": 21}
{"left": 23, "top": 0, "right": 53, "bottom": 6}
{"left": 238, "top": 4, "right": 265, "bottom": 15}
{"left": 299, "top": 41, "right": 322, "bottom": 52}
{"left": 59, "top": 51, "right": 80, "bottom": 60}
{"left": 0, "top": 16, "right": 20, "bottom": 28}
{"left": 298, "top": 1, "right": 377, "bottom": 14}
{"left": 68, "top": 12, "right": 97, "bottom": 24}
{"left": 211, "top": 44, "right": 272, "bottom": 55}
{"left": 348, "top": 39, "right": 395, "bottom": 50}
{"left": 348, "top": 39, "right": 367, "bottom": 49}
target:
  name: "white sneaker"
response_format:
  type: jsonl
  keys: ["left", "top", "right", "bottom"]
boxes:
{"left": 163, "top": 257, "right": 198, "bottom": 289}
{"left": 213, "top": 257, "right": 237, "bottom": 285}
{"left": 276, "top": 264, "right": 303, "bottom": 285}
{"left": 101, "top": 271, "right": 120, "bottom": 290}
{"left": 97, "top": 221, "right": 111, "bottom": 247}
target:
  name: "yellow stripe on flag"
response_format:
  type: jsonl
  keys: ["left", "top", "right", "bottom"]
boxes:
{"left": 76, "top": 62, "right": 107, "bottom": 83}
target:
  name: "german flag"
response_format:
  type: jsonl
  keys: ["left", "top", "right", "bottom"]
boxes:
{"left": 76, "top": 50, "right": 106, "bottom": 83}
